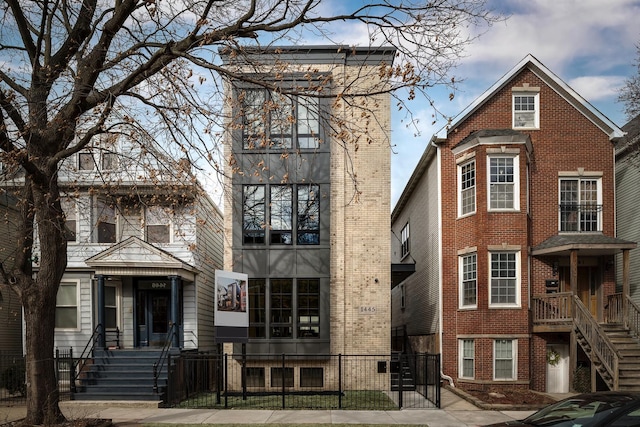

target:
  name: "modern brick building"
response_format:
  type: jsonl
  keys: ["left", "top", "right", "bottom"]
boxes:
{"left": 392, "top": 54, "right": 636, "bottom": 394}
{"left": 221, "top": 46, "right": 395, "bottom": 389}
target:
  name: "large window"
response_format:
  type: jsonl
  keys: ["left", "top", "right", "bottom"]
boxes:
{"left": 96, "top": 199, "right": 116, "bottom": 243}
{"left": 243, "top": 184, "right": 320, "bottom": 246}
{"left": 400, "top": 222, "right": 410, "bottom": 259}
{"left": 55, "top": 281, "right": 78, "bottom": 329}
{"left": 78, "top": 152, "right": 95, "bottom": 170}
{"left": 559, "top": 178, "right": 601, "bottom": 232}
{"left": 513, "top": 92, "right": 539, "bottom": 129}
{"left": 460, "top": 253, "right": 477, "bottom": 308}
{"left": 249, "top": 278, "right": 322, "bottom": 340}
{"left": 494, "top": 339, "right": 516, "bottom": 380}
{"left": 146, "top": 206, "right": 172, "bottom": 243}
{"left": 490, "top": 252, "right": 519, "bottom": 307}
{"left": 459, "top": 339, "right": 475, "bottom": 379}
{"left": 243, "top": 185, "right": 266, "bottom": 244}
{"left": 488, "top": 156, "right": 519, "bottom": 210}
{"left": 242, "top": 89, "right": 320, "bottom": 150}
{"left": 459, "top": 160, "right": 476, "bottom": 216}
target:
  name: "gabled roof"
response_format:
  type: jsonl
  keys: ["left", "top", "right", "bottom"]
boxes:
{"left": 435, "top": 54, "right": 624, "bottom": 141}
{"left": 616, "top": 114, "right": 640, "bottom": 159}
{"left": 85, "top": 237, "right": 198, "bottom": 280}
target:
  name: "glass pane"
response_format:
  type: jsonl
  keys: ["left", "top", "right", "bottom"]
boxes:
{"left": 105, "top": 307, "right": 117, "bottom": 329}
{"left": 243, "top": 89, "right": 267, "bottom": 149}
{"left": 105, "top": 286, "right": 116, "bottom": 306}
{"left": 57, "top": 284, "right": 76, "bottom": 305}
{"left": 298, "top": 96, "right": 320, "bottom": 149}
{"left": 269, "top": 92, "right": 293, "bottom": 149}
{"left": 270, "top": 186, "right": 292, "bottom": 244}
{"left": 78, "top": 153, "right": 95, "bottom": 170}
{"left": 297, "top": 185, "right": 320, "bottom": 245}
{"left": 147, "top": 224, "right": 170, "bottom": 243}
{"left": 56, "top": 307, "right": 77, "bottom": 328}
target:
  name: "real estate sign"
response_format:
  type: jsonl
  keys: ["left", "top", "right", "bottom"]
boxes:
{"left": 214, "top": 270, "right": 249, "bottom": 342}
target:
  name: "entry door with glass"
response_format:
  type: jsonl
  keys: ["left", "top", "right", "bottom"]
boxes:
{"left": 136, "top": 289, "right": 171, "bottom": 347}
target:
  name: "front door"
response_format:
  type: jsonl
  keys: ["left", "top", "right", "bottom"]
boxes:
{"left": 136, "top": 289, "right": 171, "bottom": 347}
{"left": 577, "top": 267, "right": 599, "bottom": 317}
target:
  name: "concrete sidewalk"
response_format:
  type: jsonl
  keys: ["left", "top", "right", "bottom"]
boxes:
{"left": 1, "top": 389, "right": 538, "bottom": 426}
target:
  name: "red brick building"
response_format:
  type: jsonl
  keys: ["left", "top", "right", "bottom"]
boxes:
{"left": 391, "top": 54, "right": 636, "bottom": 394}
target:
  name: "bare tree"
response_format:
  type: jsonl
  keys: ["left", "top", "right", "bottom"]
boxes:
{"left": 619, "top": 43, "right": 640, "bottom": 121}
{"left": 0, "top": 0, "right": 498, "bottom": 423}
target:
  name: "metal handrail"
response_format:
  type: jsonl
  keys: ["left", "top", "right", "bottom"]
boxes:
{"left": 70, "top": 324, "right": 102, "bottom": 393}
{"left": 153, "top": 322, "right": 178, "bottom": 393}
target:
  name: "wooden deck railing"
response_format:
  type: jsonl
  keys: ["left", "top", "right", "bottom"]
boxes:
{"left": 606, "top": 293, "right": 624, "bottom": 324}
{"left": 625, "top": 295, "right": 640, "bottom": 339}
{"left": 532, "top": 292, "right": 573, "bottom": 323}
{"left": 573, "top": 295, "right": 620, "bottom": 390}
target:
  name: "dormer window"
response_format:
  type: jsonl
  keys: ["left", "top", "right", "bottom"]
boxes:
{"left": 512, "top": 88, "right": 539, "bottom": 129}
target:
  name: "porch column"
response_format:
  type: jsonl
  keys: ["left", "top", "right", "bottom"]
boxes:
{"left": 623, "top": 249, "right": 631, "bottom": 329}
{"left": 96, "top": 274, "right": 106, "bottom": 348}
{"left": 570, "top": 249, "right": 578, "bottom": 294}
{"left": 169, "top": 275, "right": 181, "bottom": 348}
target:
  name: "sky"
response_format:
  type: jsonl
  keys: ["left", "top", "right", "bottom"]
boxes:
{"left": 380, "top": 0, "right": 640, "bottom": 208}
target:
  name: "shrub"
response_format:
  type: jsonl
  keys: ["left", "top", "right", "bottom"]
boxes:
{"left": 1, "top": 364, "right": 27, "bottom": 396}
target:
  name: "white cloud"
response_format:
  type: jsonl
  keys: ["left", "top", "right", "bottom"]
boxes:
{"left": 569, "top": 75, "right": 627, "bottom": 102}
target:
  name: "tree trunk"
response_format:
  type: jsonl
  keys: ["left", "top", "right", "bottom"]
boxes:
{"left": 18, "top": 176, "right": 68, "bottom": 424}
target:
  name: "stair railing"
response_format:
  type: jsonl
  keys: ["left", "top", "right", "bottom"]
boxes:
{"left": 625, "top": 295, "right": 640, "bottom": 340}
{"left": 153, "top": 322, "right": 178, "bottom": 393}
{"left": 70, "top": 324, "right": 103, "bottom": 393}
{"left": 573, "top": 295, "right": 620, "bottom": 390}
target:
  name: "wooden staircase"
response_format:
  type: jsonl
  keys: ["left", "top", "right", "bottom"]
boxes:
{"left": 601, "top": 324, "right": 640, "bottom": 391}
{"left": 73, "top": 348, "right": 177, "bottom": 401}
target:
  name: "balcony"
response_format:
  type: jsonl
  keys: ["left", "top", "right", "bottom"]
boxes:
{"left": 532, "top": 292, "right": 574, "bottom": 332}
{"left": 559, "top": 203, "right": 602, "bottom": 233}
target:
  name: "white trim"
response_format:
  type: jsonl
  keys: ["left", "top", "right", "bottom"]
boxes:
{"left": 457, "top": 159, "right": 476, "bottom": 218}
{"left": 488, "top": 250, "right": 521, "bottom": 308}
{"left": 458, "top": 338, "right": 475, "bottom": 380}
{"left": 459, "top": 252, "right": 477, "bottom": 309}
{"left": 493, "top": 338, "right": 518, "bottom": 381}
{"left": 512, "top": 91, "right": 540, "bottom": 129}
{"left": 487, "top": 154, "right": 520, "bottom": 212}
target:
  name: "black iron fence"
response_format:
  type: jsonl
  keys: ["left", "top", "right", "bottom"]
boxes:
{"left": 0, "top": 349, "right": 73, "bottom": 406}
{"left": 165, "top": 352, "right": 440, "bottom": 410}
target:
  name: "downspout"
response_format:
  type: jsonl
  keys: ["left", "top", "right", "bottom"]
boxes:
{"left": 435, "top": 142, "right": 455, "bottom": 387}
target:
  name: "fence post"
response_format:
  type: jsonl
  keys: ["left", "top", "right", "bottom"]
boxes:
{"left": 398, "top": 353, "right": 404, "bottom": 409}
{"left": 241, "top": 343, "right": 247, "bottom": 400}
{"left": 69, "top": 347, "right": 76, "bottom": 394}
{"left": 153, "top": 362, "right": 158, "bottom": 393}
{"left": 224, "top": 353, "right": 228, "bottom": 409}
{"left": 436, "top": 354, "right": 441, "bottom": 408}
{"left": 338, "top": 354, "right": 342, "bottom": 409}
{"left": 216, "top": 348, "right": 221, "bottom": 405}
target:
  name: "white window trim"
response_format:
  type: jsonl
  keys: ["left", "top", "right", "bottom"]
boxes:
{"left": 145, "top": 205, "right": 174, "bottom": 244}
{"left": 459, "top": 339, "right": 475, "bottom": 380}
{"left": 457, "top": 159, "right": 476, "bottom": 218}
{"left": 459, "top": 253, "right": 477, "bottom": 309}
{"left": 557, "top": 176, "right": 603, "bottom": 232}
{"left": 400, "top": 222, "right": 410, "bottom": 259}
{"left": 488, "top": 251, "right": 521, "bottom": 308}
{"left": 487, "top": 154, "right": 520, "bottom": 212}
{"left": 512, "top": 92, "right": 539, "bottom": 129}
{"left": 493, "top": 339, "right": 518, "bottom": 381}
{"left": 56, "top": 279, "right": 81, "bottom": 331}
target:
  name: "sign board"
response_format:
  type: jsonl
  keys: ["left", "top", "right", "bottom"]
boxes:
{"left": 214, "top": 270, "right": 249, "bottom": 343}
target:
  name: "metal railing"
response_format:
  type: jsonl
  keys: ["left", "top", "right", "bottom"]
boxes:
{"left": 559, "top": 203, "right": 603, "bottom": 232}
{"left": 153, "top": 322, "right": 178, "bottom": 393}
{"left": 165, "top": 352, "right": 440, "bottom": 410}
{"left": 70, "top": 324, "right": 102, "bottom": 393}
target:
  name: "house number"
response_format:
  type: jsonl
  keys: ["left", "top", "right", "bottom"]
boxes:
{"left": 359, "top": 306, "right": 377, "bottom": 314}
{"left": 152, "top": 282, "right": 167, "bottom": 289}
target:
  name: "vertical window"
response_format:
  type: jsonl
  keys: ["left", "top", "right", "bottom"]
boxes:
{"left": 489, "top": 156, "right": 519, "bottom": 210}
{"left": 559, "top": 178, "right": 601, "bottom": 232}
{"left": 248, "top": 279, "right": 266, "bottom": 338}
{"left": 243, "top": 185, "right": 265, "bottom": 244}
{"left": 490, "top": 252, "right": 519, "bottom": 306}
{"left": 270, "top": 279, "right": 293, "bottom": 338}
{"left": 78, "top": 152, "right": 95, "bottom": 170}
{"left": 513, "top": 93, "right": 538, "bottom": 128}
{"left": 297, "top": 185, "right": 320, "bottom": 245}
{"left": 297, "top": 279, "right": 320, "bottom": 338}
{"left": 400, "top": 222, "right": 410, "bottom": 258}
{"left": 101, "top": 152, "right": 118, "bottom": 170}
{"left": 270, "top": 186, "right": 293, "bottom": 244}
{"left": 459, "top": 339, "right": 475, "bottom": 379}
{"left": 459, "top": 160, "right": 476, "bottom": 216}
{"left": 62, "top": 199, "right": 77, "bottom": 242}
{"left": 298, "top": 96, "right": 320, "bottom": 149}
{"left": 56, "top": 281, "right": 78, "bottom": 329}
{"left": 146, "top": 206, "right": 171, "bottom": 243}
{"left": 460, "top": 253, "right": 477, "bottom": 308}
{"left": 494, "top": 339, "right": 516, "bottom": 380}
{"left": 246, "top": 367, "right": 265, "bottom": 387}
{"left": 105, "top": 285, "right": 118, "bottom": 330}
{"left": 242, "top": 89, "right": 267, "bottom": 149}
{"left": 96, "top": 199, "right": 116, "bottom": 243}
{"left": 269, "top": 92, "right": 293, "bottom": 149}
